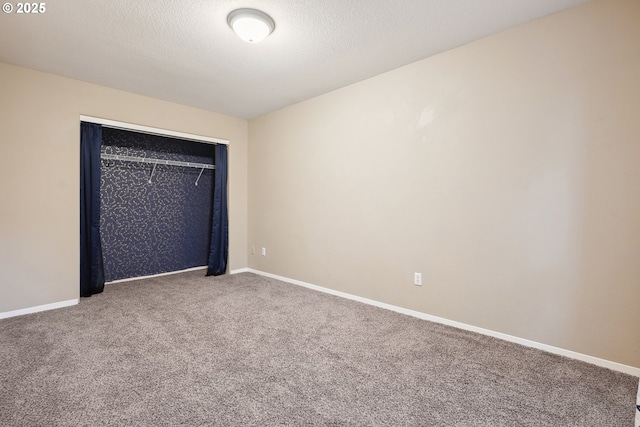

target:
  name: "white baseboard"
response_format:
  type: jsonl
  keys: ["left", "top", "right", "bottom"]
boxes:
{"left": 1, "top": 266, "right": 230, "bottom": 319}
{"left": 230, "top": 268, "right": 250, "bottom": 274}
{"left": 106, "top": 266, "right": 208, "bottom": 284}
{"left": 247, "top": 269, "right": 640, "bottom": 378}
{"left": 0, "top": 299, "right": 78, "bottom": 320}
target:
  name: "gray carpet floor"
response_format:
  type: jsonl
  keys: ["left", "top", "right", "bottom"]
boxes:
{"left": 0, "top": 271, "right": 637, "bottom": 426}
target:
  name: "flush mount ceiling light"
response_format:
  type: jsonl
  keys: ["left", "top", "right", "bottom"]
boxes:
{"left": 227, "top": 8, "right": 275, "bottom": 43}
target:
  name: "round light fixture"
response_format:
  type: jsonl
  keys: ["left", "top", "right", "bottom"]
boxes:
{"left": 227, "top": 8, "right": 275, "bottom": 43}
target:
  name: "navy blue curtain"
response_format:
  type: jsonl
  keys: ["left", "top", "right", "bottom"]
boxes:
{"left": 206, "top": 144, "right": 228, "bottom": 276}
{"left": 80, "top": 122, "right": 105, "bottom": 297}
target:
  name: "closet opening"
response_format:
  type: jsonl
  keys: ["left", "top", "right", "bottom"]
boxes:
{"left": 79, "top": 116, "right": 229, "bottom": 297}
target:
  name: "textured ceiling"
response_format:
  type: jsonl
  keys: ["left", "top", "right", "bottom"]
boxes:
{"left": 0, "top": 0, "right": 590, "bottom": 119}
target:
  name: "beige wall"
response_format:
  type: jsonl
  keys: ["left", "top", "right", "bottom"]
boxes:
{"left": 249, "top": 0, "right": 640, "bottom": 367}
{"left": 0, "top": 63, "right": 248, "bottom": 312}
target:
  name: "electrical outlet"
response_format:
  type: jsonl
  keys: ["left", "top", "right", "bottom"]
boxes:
{"left": 261, "top": 247, "right": 266, "bottom": 256}
{"left": 414, "top": 272, "right": 422, "bottom": 286}
{"left": 251, "top": 246, "right": 256, "bottom": 255}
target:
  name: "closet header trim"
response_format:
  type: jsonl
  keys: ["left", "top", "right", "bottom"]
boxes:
{"left": 80, "top": 115, "right": 230, "bottom": 145}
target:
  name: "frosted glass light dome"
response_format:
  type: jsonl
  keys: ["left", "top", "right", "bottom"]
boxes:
{"left": 227, "top": 9, "right": 275, "bottom": 43}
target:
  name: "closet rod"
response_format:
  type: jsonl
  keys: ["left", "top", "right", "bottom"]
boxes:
{"left": 101, "top": 153, "right": 215, "bottom": 170}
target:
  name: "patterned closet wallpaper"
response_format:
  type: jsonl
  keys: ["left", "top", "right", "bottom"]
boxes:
{"left": 100, "top": 128, "right": 215, "bottom": 282}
